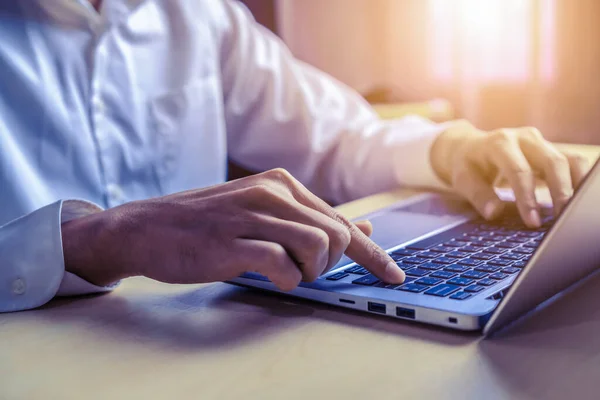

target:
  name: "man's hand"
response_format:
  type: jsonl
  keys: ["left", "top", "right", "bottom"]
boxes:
{"left": 431, "top": 121, "right": 590, "bottom": 227}
{"left": 61, "top": 169, "right": 404, "bottom": 291}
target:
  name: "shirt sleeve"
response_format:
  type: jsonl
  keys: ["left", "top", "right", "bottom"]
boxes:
{"left": 218, "top": 0, "right": 450, "bottom": 205}
{"left": 0, "top": 200, "right": 118, "bottom": 313}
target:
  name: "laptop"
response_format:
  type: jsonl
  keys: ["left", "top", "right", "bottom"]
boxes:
{"left": 230, "top": 157, "right": 600, "bottom": 336}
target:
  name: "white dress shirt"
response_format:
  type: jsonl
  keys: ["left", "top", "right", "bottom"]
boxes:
{"left": 0, "top": 0, "right": 446, "bottom": 312}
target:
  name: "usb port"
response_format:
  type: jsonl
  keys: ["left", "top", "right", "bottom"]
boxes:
{"left": 396, "top": 307, "right": 416, "bottom": 319}
{"left": 368, "top": 302, "right": 386, "bottom": 314}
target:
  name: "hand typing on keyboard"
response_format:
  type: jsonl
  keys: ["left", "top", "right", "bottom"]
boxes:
{"left": 62, "top": 168, "right": 405, "bottom": 292}
{"left": 430, "top": 121, "right": 590, "bottom": 228}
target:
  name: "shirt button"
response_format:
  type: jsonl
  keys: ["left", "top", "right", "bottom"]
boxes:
{"left": 92, "top": 96, "right": 106, "bottom": 114}
{"left": 107, "top": 184, "right": 125, "bottom": 203}
{"left": 12, "top": 278, "right": 26, "bottom": 295}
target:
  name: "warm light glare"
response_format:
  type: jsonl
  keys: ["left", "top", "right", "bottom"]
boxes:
{"left": 429, "top": 0, "right": 556, "bottom": 84}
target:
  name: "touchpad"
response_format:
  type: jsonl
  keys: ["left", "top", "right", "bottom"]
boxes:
{"left": 333, "top": 195, "right": 473, "bottom": 269}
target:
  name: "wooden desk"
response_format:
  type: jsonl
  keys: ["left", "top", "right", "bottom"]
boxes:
{"left": 2, "top": 144, "right": 600, "bottom": 400}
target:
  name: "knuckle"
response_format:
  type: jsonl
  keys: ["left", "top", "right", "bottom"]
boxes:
{"left": 249, "top": 183, "right": 274, "bottom": 197}
{"left": 308, "top": 228, "right": 329, "bottom": 252}
{"left": 268, "top": 168, "right": 295, "bottom": 184}
{"left": 335, "top": 227, "right": 352, "bottom": 249}
{"left": 489, "top": 129, "right": 513, "bottom": 145}
{"left": 507, "top": 163, "right": 531, "bottom": 175}
{"left": 265, "top": 243, "right": 287, "bottom": 266}
{"left": 523, "top": 127, "right": 543, "bottom": 140}
{"left": 547, "top": 152, "right": 569, "bottom": 170}
{"left": 247, "top": 184, "right": 285, "bottom": 205}
{"left": 518, "top": 196, "right": 538, "bottom": 210}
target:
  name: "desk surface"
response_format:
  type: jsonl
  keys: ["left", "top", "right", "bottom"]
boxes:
{"left": 3, "top": 144, "right": 600, "bottom": 400}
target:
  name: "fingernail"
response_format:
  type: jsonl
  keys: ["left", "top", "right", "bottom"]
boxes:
{"left": 385, "top": 261, "right": 406, "bottom": 283}
{"left": 528, "top": 209, "right": 541, "bottom": 227}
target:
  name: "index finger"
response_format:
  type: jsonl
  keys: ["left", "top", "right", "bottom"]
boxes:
{"left": 489, "top": 137, "right": 541, "bottom": 228}
{"left": 278, "top": 173, "right": 405, "bottom": 283}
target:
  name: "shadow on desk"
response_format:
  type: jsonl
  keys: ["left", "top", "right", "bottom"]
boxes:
{"left": 38, "top": 278, "right": 477, "bottom": 352}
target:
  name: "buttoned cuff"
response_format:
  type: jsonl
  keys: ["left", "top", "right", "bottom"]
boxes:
{"left": 0, "top": 200, "right": 119, "bottom": 313}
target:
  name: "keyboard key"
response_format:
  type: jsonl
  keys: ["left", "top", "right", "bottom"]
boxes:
{"left": 403, "top": 257, "right": 426, "bottom": 264}
{"left": 487, "top": 259, "right": 514, "bottom": 267}
{"left": 502, "top": 267, "right": 520, "bottom": 274}
{"left": 398, "top": 283, "right": 429, "bottom": 293}
{"left": 415, "top": 277, "right": 444, "bottom": 286}
{"left": 419, "top": 262, "right": 444, "bottom": 271}
{"left": 513, "top": 247, "right": 535, "bottom": 254}
{"left": 444, "top": 264, "right": 470, "bottom": 273}
{"left": 402, "top": 277, "right": 417, "bottom": 284}
{"left": 499, "top": 253, "right": 523, "bottom": 261}
{"left": 475, "top": 265, "right": 501, "bottom": 273}
{"left": 431, "top": 245, "right": 456, "bottom": 253}
{"left": 326, "top": 272, "right": 349, "bottom": 281}
{"left": 458, "top": 258, "right": 483, "bottom": 267}
{"left": 352, "top": 274, "right": 380, "bottom": 286}
{"left": 483, "top": 247, "right": 507, "bottom": 255}
{"left": 477, "top": 240, "right": 497, "bottom": 247}
{"left": 462, "top": 235, "right": 483, "bottom": 241}
{"left": 478, "top": 278, "right": 498, "bottom": 287}
{"left": 523, "top": 243, "right": 540, "bottom": 249}
{"left": 443, "top": 241, "right": 469, "bottom": 248}
{"left": 344, "top": 265, "right": 368, "bottom": 274}
{"left": 471, "top": 253, "right": 495, "bottom": 260}
{"left": 483, "top": 235, "right": 504, "bottom": 242}
{"left": 464, "top": 285, "right": 485, "bottom": 293}
{"left": 447, "top": 277, "right": 474, "bottom": 286}
{"left": 396, "top": 262, "right": 418, "bottom": 270}
{"left": 493, "top": 230, "right": 514, "bottom": 236}
{"left": 391, "top": 248, "right": 418, "bottom": 257}
{"left": 495, "top": 241, "right": 519, "bottom": 249}
{"left": 461, "top": 270, "right": 488, "bottom": 280}
{"left": 516, "top": 232, "right": 540, "bottom": 238}
{"left": 460, "top": 246, "right": 481, "bottom": 253}
{"left": 446, "top": 251, "right": 470, "bottom": 259}
{"left": 405, "top": 268, "right": 430, "bottom": 277}
{"left": 390, "top": 253, "right": 407, "bottom": 261}
{"left": 416, "top": 251, "right": 439, "bottom": 259}
{"left": 432, "top": 257, "right": 455, "bottom": 264}
{"left": 424, "top": 284, "right": 461, "bottom": 297}
{"left": 489, "top": 272, "right": 509, "bottom": 280}
{"left": 430, "top": 270, "right": 457, "bottom": 279}
{"left": 513, "top": 261, "right": 527, "bottom": 268}
{"left": 505, "top": 237, "right": 531, "bottom": 243}
{"left": 450, "top": 291, "right": 473, "bottom": 300}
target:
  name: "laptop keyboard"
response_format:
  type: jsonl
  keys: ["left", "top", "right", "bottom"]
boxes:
{"left": 325, "top": 209, "right": 554, "bottom": 301}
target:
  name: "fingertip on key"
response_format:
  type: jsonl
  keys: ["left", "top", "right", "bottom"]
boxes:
{"left": 528, "top": 209, "right": 542, "bottom": 228}
{"left": 385, "top": 261, "right": 406, "bottom": 284}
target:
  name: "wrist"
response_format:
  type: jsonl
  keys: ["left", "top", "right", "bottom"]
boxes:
{"left": 430, "top": 120, "right": 484, "bottom": 183}
{"left": 61, "top": 210, "right": 132, "bottom": 286}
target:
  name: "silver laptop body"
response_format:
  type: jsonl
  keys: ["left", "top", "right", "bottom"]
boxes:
{"left": 230, "top": 159, "right": 600, "bottom": 336}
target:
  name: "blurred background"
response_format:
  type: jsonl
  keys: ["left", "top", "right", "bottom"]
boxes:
{"left": 240, "top": 0, "right": 600, "bottom": 144}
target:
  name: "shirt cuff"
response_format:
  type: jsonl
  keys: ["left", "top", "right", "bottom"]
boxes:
{"left": 56, "top": 200, "right": 121, "bottom": 297}
{"left": 389, "top": 116, "right": 452, "bottom": 191}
